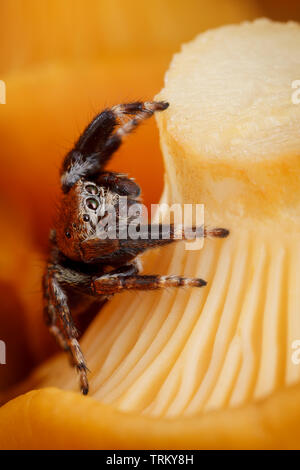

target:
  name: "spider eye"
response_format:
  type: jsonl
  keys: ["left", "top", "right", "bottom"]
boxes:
{"left": 83, "top": 214, "right": 90, "bottom": 222}
{"left": 85, "top": 184, "right": 98, "bottom": 195}
{"left": 86, "top": 197, "right": 99, "bottom": 210}
{"left": 65, "top": 231, "right": 71, "bottom": 239}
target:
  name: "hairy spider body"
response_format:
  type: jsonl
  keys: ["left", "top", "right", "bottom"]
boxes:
{"left": 43, "top": 101, "right": 229, "bottom": 394}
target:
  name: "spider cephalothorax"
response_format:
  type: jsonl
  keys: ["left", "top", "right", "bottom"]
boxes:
{"left": 43, "top": 101, "right": 229, "bottom": 394}
{"left": 55, "top": 179, "right": 136, "bottom": 262}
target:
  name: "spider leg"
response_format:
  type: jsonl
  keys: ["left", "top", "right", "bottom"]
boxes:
{"left": 91, "top": 273, "right": 206, "bottom": 296}
{"left": 100, "top": 101, "right": 168, "bottom": 166}
{"left": 80, "top": 224, "right": 229, "bottom": 264}
{"left": 43, "top": 271, "right": 70, "bottom": 352}
{"left": 61, "top": 101, "right": 168, "bottom": 192}
{"left": 43, "top": 264, "right": 90, "bottom": 394}
{"left": 108, "top": 262, "right": 140, "bottom": 277}
{"left": 96, "top": 171, "right": 141, "bottom": 197}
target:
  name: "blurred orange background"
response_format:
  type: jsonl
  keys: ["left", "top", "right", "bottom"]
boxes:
{"left": 0, "top": 0, "right": 300, "bottom": 395}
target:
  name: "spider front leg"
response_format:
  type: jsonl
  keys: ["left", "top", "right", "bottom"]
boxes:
{"left": 80, "top": 224, "right": 229, "bottom": 264}
{"left": 96, "top": 171, "right": 141, "bottom": 197}
{"left": 91, "top": 272, "right": 207, "bottom": 296}
{"left": 88, "top": 261, "right": 206, "bottom": 297}
{"left": 43, "top": 264, "right": 89, "bottom": 395}
{"left": 61, "top": 101, "right": 168, "bottom": 192}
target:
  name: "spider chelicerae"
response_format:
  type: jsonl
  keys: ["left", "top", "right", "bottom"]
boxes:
{"left": 43, "top": 100, "right": 229, "bottom": 394}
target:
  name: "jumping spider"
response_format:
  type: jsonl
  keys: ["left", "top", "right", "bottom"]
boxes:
{"left": 43, "top": 100, "right": 229, "bottom": 395}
